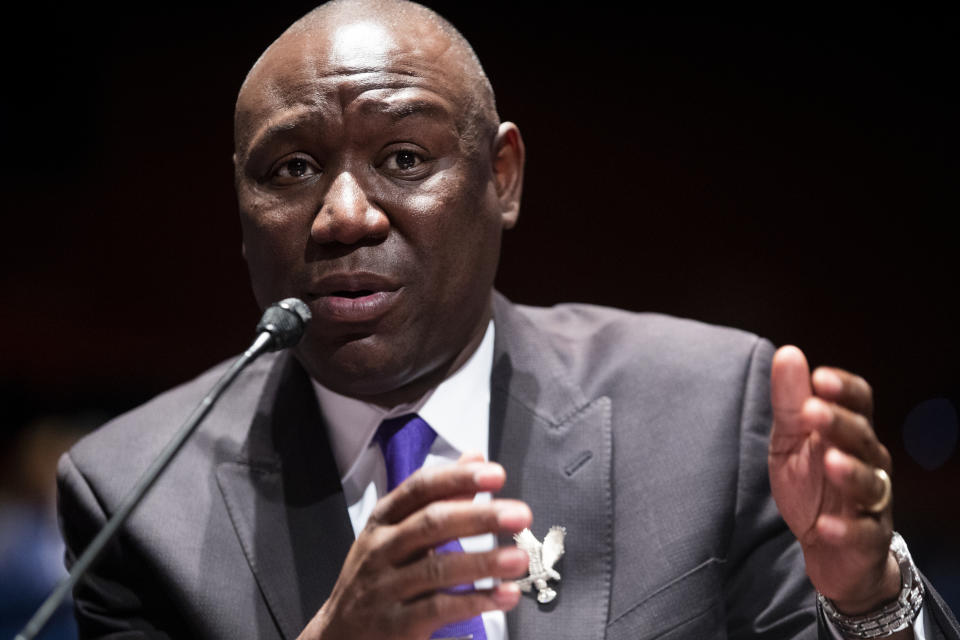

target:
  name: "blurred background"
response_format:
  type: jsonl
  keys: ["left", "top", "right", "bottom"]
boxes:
{"left": 1, "top": 3, "right": 957, "bottom": 635}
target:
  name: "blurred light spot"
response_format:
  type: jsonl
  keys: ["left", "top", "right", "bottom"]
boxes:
{"left": 902, "top": 398, "right": 959, "bottom": 470}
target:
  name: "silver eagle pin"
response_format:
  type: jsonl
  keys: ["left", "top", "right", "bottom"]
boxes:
{"left": 513, "top": 525, "right": 566, "bottom": 604}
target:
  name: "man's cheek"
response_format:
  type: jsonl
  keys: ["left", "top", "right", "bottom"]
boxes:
{"left": 241, "top": 205, "right": 311, "bottom": 233}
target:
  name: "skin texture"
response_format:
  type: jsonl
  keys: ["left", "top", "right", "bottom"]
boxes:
{"left": 234, "top": 1, "right": 910, "bottom": 638}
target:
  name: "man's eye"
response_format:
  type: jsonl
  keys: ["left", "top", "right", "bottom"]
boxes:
{"left": 272, "top": 157, "right": 318, "bottom": 180}
{"left": 384, "top": 150, "right": 424, "bottom": 173}
{"left": 395, "top": 150, "right": 419, "bottom": 170}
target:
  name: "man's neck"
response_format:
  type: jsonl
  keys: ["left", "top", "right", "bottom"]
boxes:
{"left": 347, "top": 310, "right": 493, "bottom": 409}
{"left": 313, "top": 320, "right": 496, "bottom": 485}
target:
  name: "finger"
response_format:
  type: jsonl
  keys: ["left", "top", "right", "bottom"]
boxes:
{"left": 404, "top": 582, "right": 522, "bottom": 636}
{"left": 453, "top": 452, "right": 489, "bottom": 501}
{"left": 388, "top": 499, "right": 532, "bottom": 563}
{"left": 371, "top": 462, "right": 507, "bottom": 525}
{"left": 394, "top": 547, "right": 528, "bottom": 600}
{"left": 808, "top": 398, "right": 889, "bottom": 469}
{"left": 815, "top": 513, "right": 889, "bottom": 556}
{"left": 812, "top": 367, "right": 874, "bottom": 421}
{"left": 824, "top": 448, "right": 892, "bottom": 513}
{"left": 458, "top": 450, "right": 486, "bottom": 464}
{"left": 771, "top": 345, "right": 813, "bottom": 433}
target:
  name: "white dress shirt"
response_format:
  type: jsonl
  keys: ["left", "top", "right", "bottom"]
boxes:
{"left": 313, "top": 319, "right": 929, "bottom": 640}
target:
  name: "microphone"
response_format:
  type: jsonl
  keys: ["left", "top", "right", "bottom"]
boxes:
{"left": 16, "top": 298, "right": 312, "bottom": 640}
{"left": 252, "top": 297, "right": 313, "bottom": 353}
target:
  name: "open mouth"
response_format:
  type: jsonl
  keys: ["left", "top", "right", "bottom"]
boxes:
{"left": 330, "top": 290, "right": 376, "bottom": 299}
{"left": 309, "top": 272, "right": 403, "bottom": 322}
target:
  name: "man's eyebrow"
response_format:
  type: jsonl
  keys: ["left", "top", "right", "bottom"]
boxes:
{"left": 258, "top": 120, "right": 300, "bottom": 141}
{"left": 243, "top": 114, "right": 315, "bottom": 158}
{"left": 356, "top": 99, "right": 451, "bottom": 121}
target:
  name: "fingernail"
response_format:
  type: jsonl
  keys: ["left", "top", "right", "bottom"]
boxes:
{"left": 497, "top": 547, "right": 529, "bottom": 572}
{"left": 825, "top": 447, "right": 847, "bottom": 468}
{"left": 474, "top": 463, "right": 505, "bottom": 485}
{"left": 492, "top": 582, "right": 521, "bottom": 608}
{"left": 814, "top": 368, "right": 842, "bottom": 394}
{"left": 817, "top": 515, "right": 847, "bottom": 542}
{"left": 804, "top": 397, "right": 832, "bottom": 425}
{"left": 497, "top": 503, "right": 532, "bottom": 529}
{"left": 459, "top": 450, "right": 485, "bottom": 463}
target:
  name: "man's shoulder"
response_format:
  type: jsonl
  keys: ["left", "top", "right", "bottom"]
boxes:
{"left": 514, "top": 300, "right": 756, "bottom": 342}
{"left": 64, "top": 353, "right": 281, "bottom": 488}
{"left": 508, "top": 299, "right": 769, "bottom": 364}
{"left": 496, "top": 298, "right": 775, "bottom": 401}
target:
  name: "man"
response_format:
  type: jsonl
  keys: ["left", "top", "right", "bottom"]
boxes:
{"left": 57, "top": 1, "right": 959, "bottom": 638}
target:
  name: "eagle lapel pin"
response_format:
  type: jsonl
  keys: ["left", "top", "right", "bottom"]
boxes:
{"left": 513, "top": 526, "right": 566, "bottom": 604}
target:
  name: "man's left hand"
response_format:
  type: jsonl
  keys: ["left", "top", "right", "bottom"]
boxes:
{"left": 768, "top": 345, "right": 903, "bottom": 617}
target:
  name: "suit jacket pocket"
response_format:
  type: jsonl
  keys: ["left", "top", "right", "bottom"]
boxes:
{"left": 606, "top": 557, "right": 726, "bottom": 640}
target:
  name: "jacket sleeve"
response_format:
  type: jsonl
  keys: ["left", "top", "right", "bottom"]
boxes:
{"left": 923, "top": 576, "right": 960, "bottom": 639}
{"left": 722, "top": 336, "right": 820, "bottom": 639}
{"left": 57, "top": 451, "right": 177, "bottom": 639}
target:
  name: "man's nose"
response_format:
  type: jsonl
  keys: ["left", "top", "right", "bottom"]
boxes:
{"left": 311, "top": 171, "right": 389, "bottom": 245}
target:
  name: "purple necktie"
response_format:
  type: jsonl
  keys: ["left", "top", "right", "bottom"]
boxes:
{"left": 375, "top": 414, "right": 488, "bottom": 640}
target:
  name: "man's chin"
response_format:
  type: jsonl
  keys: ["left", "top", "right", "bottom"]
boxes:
{"left": 293, "top": 338, "right": 425, "bottom": 403}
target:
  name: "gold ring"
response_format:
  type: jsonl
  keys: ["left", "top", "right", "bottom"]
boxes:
{"left": 866, "top": 468, "right": 892, "bottom": 514}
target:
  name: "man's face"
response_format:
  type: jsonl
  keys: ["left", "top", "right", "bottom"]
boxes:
{"left": 234, "top": 19, "right": 518, "bottom": 402}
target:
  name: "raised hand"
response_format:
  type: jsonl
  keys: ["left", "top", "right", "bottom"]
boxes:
{"left": 768, "top": 346, "right": 903, "bottom": 617}
{"left": 298, "top": 456, "right": 531, "bottom": 639}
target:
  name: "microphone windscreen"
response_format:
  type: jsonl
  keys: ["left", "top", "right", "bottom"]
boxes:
{"left": 255, "top": 298, "right": 312, "bottom": 350}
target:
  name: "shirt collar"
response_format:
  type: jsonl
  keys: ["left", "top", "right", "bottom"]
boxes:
{"left": 312, "top": 321, "right": 495, "bottom": 482}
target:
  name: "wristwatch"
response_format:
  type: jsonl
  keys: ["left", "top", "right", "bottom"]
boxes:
{"left": 817, "top": 532, "right": 925, "bottom": 638}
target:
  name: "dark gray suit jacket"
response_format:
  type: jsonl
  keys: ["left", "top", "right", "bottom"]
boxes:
{"left": 58, "top": 294, "right": 960, "bottom": 639}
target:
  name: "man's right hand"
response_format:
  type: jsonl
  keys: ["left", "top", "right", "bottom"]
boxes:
{"left": 298, "top": 456, "right": 532, "bottom": 639}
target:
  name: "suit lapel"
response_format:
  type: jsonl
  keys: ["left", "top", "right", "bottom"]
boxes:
{"left": 212, "top": 295, "right": 615, "bottom": 639}
{"left": 491, "top": 294, "right": 614, "bottom": 640}
{"left": 216, "top": 353, "right": 355, "bottom": 639}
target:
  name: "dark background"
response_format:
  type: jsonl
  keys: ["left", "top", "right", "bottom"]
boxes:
{"left": 2, "top": 2, "right": 957, "bottom": 612}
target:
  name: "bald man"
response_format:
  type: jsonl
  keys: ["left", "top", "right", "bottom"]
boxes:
{"left": 58, "top": 2, "right": 960, "bottom": 639}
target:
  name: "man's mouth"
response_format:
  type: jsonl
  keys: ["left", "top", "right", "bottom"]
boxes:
{"left": 329, "top": 289, "right": 376, "bottom": 299}
{"left": 309, "top": 273, "right": 403, "bottom": 322}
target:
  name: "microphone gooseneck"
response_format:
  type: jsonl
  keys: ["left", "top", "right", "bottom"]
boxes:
{"left": 16, "top": 298, "right": 312, "bottom": 640}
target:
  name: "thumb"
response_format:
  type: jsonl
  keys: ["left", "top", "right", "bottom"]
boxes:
{"left": 771, "top": 345, "right": 813, "bottom": 429}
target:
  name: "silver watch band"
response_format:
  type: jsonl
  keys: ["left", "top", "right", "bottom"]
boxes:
{"left": 817, "top": 532, "right": 925, "bottom": 638}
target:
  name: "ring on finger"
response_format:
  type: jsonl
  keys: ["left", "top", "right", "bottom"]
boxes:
{"left": 865, "top": 468, "right": 892, "bottom": 514}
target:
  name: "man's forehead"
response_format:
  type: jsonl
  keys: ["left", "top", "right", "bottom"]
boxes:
{"left": 237, "top": 15, "right": 468, "bottom": 121}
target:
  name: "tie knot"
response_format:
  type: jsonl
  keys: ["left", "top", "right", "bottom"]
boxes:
{"left": 374, "top": 414, "right": 437, "bottom": 492}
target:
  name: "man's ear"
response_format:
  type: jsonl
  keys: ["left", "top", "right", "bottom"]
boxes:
{"left": 492, "top": 122, "right": 525, "bottom": 229}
